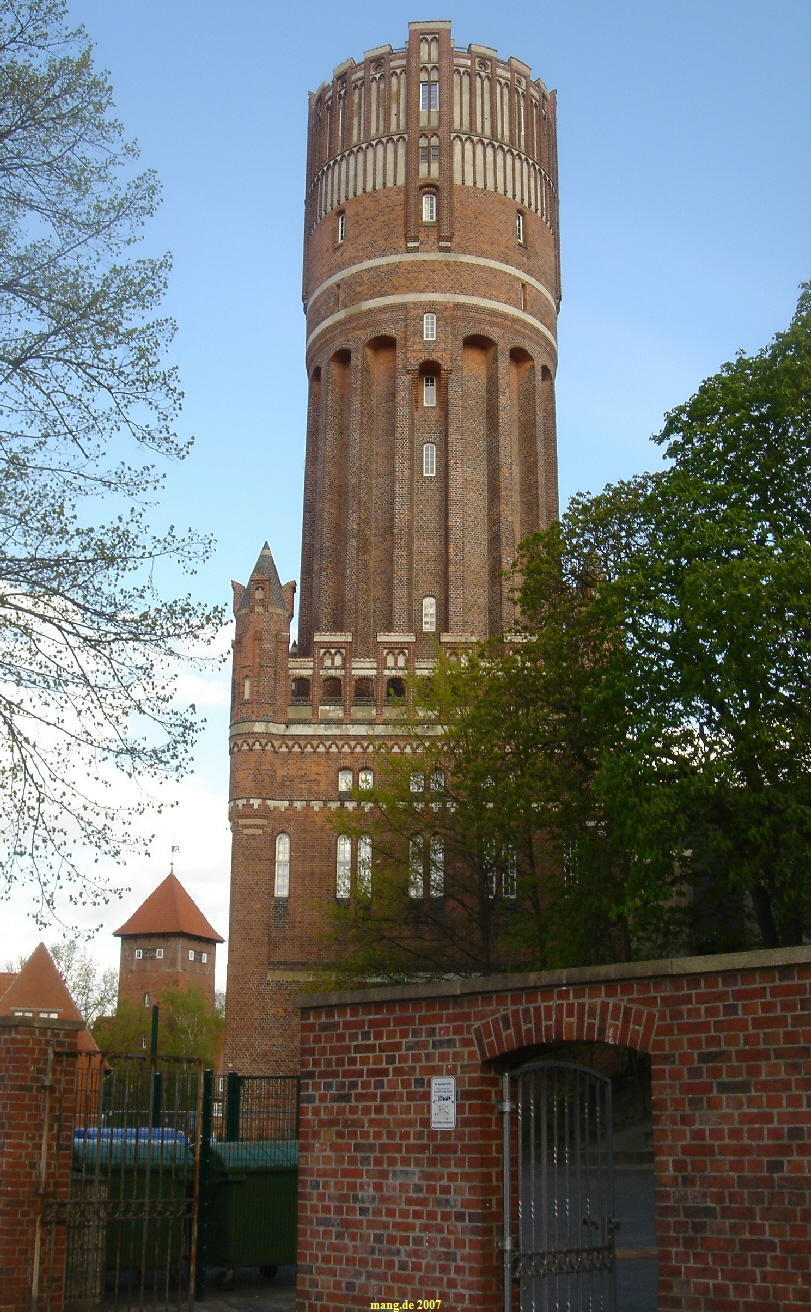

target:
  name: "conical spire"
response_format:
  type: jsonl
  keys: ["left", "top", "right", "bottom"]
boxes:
{"left": 247, "top": 541, "right": 287, "bottom": 611}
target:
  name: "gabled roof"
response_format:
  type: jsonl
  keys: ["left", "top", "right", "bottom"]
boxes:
{"left": 114, "top": 873, "right": 224, "bottom": 943}
{"left": 0, "top": 943, "right": 99, "bottom": 1050}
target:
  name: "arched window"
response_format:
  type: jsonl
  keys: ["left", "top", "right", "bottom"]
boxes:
{"left": 423, "top": 312, "right": 437, "bottom": 341}
{"left": 429, "top": 836, "right": 444, "bottom": 897}
{"left": 243, "top": 677, "right": 251, "bottom": 701}
{"left": 338, "top": 769, "right": 352, "bottom": 794}
{"left": 410, "top": 771, "right": 425, "bottom": 794}
{"left": 423, "top": 442, "right": 436, "bottom": 477}
{"left": 423, "top": 375, "right": 436, "bottom": 407}
{"left": 274, "top": 833, "right": 291, "bottom": 898}
{"left": 423, "top": 596, "right": 437, "bottom": 631}
{"left": 409, "top": 839, "right": 423, "bottom": 898}
{"left": 143, "top": 992, "right": 151, "bottom": 1008}
{"left": 336, "top": 835, "right": 352, "bottom": 899}
{"left": 358, "top": 835, "right": 372, "bottom": 896}
{"left": 422, "top": 191, "right": 436, "bottom": 221}
{"left": 358, "top": 768, "right": 374, "bottom": 790}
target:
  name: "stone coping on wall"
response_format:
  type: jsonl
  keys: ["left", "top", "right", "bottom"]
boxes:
{"left": 0, "top": 1014, "right": 83, "bottom": 1030}
{"left": 294, "top": 942, "right": 811, "bottom": 1010}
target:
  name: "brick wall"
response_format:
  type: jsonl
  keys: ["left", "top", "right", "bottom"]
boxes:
{"left": 117, "top": 934, "right": 217, "bottom": 1009}
{"left": 295, "top": 946, "right": 811, "bottom": 1312}
{"left": 0, "top": 1016, "right": 80, "bottom": 1312}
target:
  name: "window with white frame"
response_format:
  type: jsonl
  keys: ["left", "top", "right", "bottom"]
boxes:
{"left": 516, "top": 211, "right": 524, "bottom": 243}
{"left": 337, "top": 211, "right": 346, "bottom": 242}
{"left": 156, "top": 948, "right": 163, "bottom": 960}
{"left": 429, "top": 835, "right": 444, "bottom": 897}
{"left": 189, "top": 949, "right": 195, "bottom": 961}
{"left": 423, "top": 442, "right": 436, "bottom": 477}
{"left": 422, "top": 191, "right": 436, "bottom": 222}
{"left": 336, "top": 835, "right": 352, "bottom": 899}
{"left": 431, "top": 770, "right": 444, "bottom": 794}
{"left": 422, "top": 596, "right": 437, "bottom": 631}
{"left": 420, "top": 81, "right": 439, "bottom": 112}
{"left": 144, "top": 992, "right": 150, "bottom": 1007}
{"left": 358, "top": 768, "right": 374, "bottom": 790}
{"left": 423, "top": 311, "right": 437, "bottom": 341}
{"left": 201, "top": 952, "right": 207, "bottom": 963}
{"left": 409, "top": 838, "right": 423, "bottom": 898}
{"left": 135, "top": 949, "right": 143, "bottom": 960}
{"left": 410, "top": 771, "right": 425, "bottom": 794}
{"left": 357, "top": 835, "right": 372, "bottom": 896}
{"left": 423, "top": 375, "right": 436, "bottom": 407}
{"left": 338, "top": 768, "right": 353, "bottom": 793}
{"left": 274, "top": 832, "right": 290, "bottom": 897}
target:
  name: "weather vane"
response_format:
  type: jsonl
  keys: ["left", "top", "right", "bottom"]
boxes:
{"left": 170, "top": 844, "right": 179, "bottom": 874}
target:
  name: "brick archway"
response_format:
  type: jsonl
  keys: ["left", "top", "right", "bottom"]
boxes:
{"left": 472, "top": 996, "right": 658, "bottom": 1063}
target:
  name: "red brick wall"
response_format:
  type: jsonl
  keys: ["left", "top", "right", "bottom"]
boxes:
{"left": 296, "top": 948, "right": 811, "bottom": 1312}
{"left": 117, "top": 934, "right": 217, "bottom": 1009}
{"left": 0, "top": 1017, "right": 80, "bottom": 1312}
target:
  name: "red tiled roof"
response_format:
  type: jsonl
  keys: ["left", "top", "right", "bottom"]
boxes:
{"left": 0, "top": 971, "right": 16, "bottom": 1001}
{"left": 0, "top": 944, "right": 99, "bottom": 1051}
{"left": 114, "top": 873, "right": 224, "bottom": 943}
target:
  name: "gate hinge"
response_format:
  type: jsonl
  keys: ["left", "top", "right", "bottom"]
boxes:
{"left": 498, "top": 1238, "right": 514, "bottom": 1251}
{"left": 497, "top": 1100, "right": 514, "bottom": 1114}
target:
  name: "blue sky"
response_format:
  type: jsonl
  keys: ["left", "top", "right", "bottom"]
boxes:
{"left": 8, "top": 1, "right": 811, "bottom": 977}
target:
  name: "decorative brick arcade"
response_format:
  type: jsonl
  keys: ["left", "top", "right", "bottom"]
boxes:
{"left": 295, "top": 945, "right": 811, "bottom": 1311}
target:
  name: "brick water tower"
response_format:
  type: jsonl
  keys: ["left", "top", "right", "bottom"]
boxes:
{"left": 224, "top": 19, "right": 560, "bottom": 1074}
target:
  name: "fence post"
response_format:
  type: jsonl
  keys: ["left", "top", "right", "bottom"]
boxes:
{"left": 195, "top": 1067, "right": 214, "bottom": 1300}
{"left": 225, "top": 1071, "right": 241, "bottom": 1141}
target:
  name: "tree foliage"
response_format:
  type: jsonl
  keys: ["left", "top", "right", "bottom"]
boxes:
{"left": 326, "top": 284, "right": 811, "bottom": 985}
{"left": 93, "top": 987, "right": 223, "bottom": 1067}
{"left": 0, "top": 1, "right": 222, "bottom": 921}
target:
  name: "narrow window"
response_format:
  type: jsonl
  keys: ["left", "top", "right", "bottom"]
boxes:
{"left": 422, "top": 596, "right": 437, "bottom": 632}
{"left": 422, "top": 192, "right": 436, "bottom": 223}
{"left": 275, "top": 832, "right": 291, "bottom": 897}
{"left": 504, "top": 849, "right": 517, "bottom": 898}
{"left": 423, "top": 375, "right": 436, "bottom": 407}
{"left": 337, "top": 211, "right": 346, "bottom": 242}
{"left": 338, "top": 768, "right": 353, "bottom": 794}
{"left": 516, "top": 211, "right": 524, "bottom": 243}
{"left": 243, "top": 676, "right": 250, "bottom": 701}
{"left": 409, "top": 839, "right": 424, "bottom": 898}
{"left": 410, "top": 771, "right": 425, "bottom": 794}
{"left": 420, "top": 81, "right": 439, "bottom": 112}
{"left": 423, "top": 442, "right": 436, "bottom": 477}
{"left": 135, "top": 948, "right": 143, "bottom": 960}
{"left": 189, "top": 949, "right": 195, "bottom": 961}
{"left": 359, "top": 768, "right": 374, "bottom": 790}
{"left": 144, "top": 992, "right": 150, "bottom": 1008}
{"left": 336, "top": 835, "right": 352, "bottom": 899}
{"left": 201, "top": 952, "right": 207, "bottom": 963}
{"left": 155, "top": 948, "right": 163, "bottom": 960}
{"left": 429, "top": 836, "right": 444, "bottom": 897}
{"left": 357, "top": 835, "right": 372, "bottom": 896}
{"left": 423, "top": 312, "right": 437, "bottom": 341}
{"left": 430, "top": 770, "right": 444, "bottom": 794}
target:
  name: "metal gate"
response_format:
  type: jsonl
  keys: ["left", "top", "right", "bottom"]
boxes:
{"left": 39, "top": 1049, "right": 205, "bottom": 1312}
{"left": 500, "top": 1062, "right": 616, "bottom": 1312}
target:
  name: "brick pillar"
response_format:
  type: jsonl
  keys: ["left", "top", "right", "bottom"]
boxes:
{"left": 0, "top": 1016, "right": 81, "bottom": 1312}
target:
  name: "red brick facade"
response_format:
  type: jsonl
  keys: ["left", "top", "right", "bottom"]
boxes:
{"left": 296, "top": 947, "right": 811, "bottom": 1311}
{"left": 0, "top": 1016, "right": 80, "bottom": 1312}
{"left": 224, "top": 21, "right": 560, "bottom": 1076}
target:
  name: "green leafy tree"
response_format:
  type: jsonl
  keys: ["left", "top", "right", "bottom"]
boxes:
{"left": 0, "top": 1, "right": 222, "bottom": 921}
{"left": 93, "top": 987, "right": 223, "bottom": 1067}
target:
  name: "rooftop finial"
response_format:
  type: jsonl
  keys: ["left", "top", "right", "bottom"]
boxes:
{"left": 170, "top": 844, "right": 179, "bottom": 874}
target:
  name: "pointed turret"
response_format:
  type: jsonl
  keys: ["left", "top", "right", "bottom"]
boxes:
{"left": 231, "top": 540, "right": 296, "bottom": 723}
{"left": 114, "top": 872, "right": 222, "bottom": 1010}
{"left": 0, "top": 943, "right": 99, "bottom": 1052}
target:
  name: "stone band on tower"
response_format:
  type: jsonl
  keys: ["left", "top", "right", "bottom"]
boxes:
{"left": 224, "top": 20, "right": 560, "bottom": 1075}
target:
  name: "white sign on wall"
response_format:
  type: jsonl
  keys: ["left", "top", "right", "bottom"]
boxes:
{"left": 430, "top": 1075, "right": 456, "bottom": 1129}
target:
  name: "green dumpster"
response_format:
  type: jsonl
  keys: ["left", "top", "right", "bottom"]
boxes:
{"left": 204, "top": 1140, "right": 298, "bottom": 1270}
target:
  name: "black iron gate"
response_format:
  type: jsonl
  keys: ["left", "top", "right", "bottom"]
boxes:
{"left": 501, "top": 1062, "right": 616, "bottom": 1312}
{"left": 40, "top": 1049, "right": 204, "bottom": 1312}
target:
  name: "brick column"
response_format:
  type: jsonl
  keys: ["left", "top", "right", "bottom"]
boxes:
{"left": 0, "top": 1016, "right": 80, "bottom": 1312}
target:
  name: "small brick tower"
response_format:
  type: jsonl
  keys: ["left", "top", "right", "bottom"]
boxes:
{"left": 225, "top": 19, "right": 560, "bottom": 1074}
{"left": 115, "top": 872, "right": 223, "bottom": 1011}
